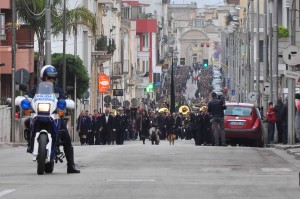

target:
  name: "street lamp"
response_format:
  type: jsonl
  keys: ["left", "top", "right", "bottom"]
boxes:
{"left": 0, "top": 63, "right": 5, "bottom": 103}
{"left": 169, "top": 48, "right": 176, "bottom": 113}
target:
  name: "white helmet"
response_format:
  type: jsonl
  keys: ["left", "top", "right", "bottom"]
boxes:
{"left": 40, "top": 65, "right": 57, "bottom": 81}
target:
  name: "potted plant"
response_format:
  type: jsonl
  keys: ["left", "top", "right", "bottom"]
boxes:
{"left": 107, "top": 38, "right": 116, "bottom": 54}
{"left": 95, "top": 35, "right": 107, "bottom": 51}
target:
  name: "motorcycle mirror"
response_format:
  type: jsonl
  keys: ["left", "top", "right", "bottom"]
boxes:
{"left": 19, "top": 83, "right": 28, "bottom": 92}
{"left": 66, "top": 86, "right": 74, "bottom": 94}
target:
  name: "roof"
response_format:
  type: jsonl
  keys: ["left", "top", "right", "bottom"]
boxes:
{"left": 122, "top": 1, "right": 150, "bottom": 7}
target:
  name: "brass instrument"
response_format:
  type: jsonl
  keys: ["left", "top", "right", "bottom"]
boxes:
{"left": 179, "top": 105, "right": 190, "bottom": 115}
{"left": 158, "top": 108, "right": 168, "bottom": 113}
{"left": 200, "top": 106, "right": 207, "bottom": 112}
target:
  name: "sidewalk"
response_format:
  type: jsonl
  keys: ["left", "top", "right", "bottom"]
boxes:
{"left": 269, "top": 143, "right": 300, "bottom": 161}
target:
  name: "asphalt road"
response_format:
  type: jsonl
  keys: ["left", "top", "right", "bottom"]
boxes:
{"left": 0, "top": 140, "right": 300, "bottom": 199}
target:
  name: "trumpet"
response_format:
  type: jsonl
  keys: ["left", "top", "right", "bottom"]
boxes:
{"left": 179, "top": 105, "right": 190, "bottom": 115}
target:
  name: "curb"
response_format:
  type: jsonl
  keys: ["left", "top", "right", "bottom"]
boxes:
{"left": 0, "top": 142, "right": 81, "bottom": 148}
{"left": 0, "top": 142, "right": 27, "bottom": 148}
{"left": 295, "top": 153, "right": 300, "bottom": 160}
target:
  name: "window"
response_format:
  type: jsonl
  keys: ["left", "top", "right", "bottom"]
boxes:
{"left": 142, "top": 60, "right": 149, "bottom": 73}
{"left": 225, "top": 106, "right": 252, "bottom": 117}
{"left": 143, "top": 33, "right": 149, "bottom": 48}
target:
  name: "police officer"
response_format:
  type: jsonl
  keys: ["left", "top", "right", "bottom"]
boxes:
{"left": 26, "top": 65, "right": 80, "bottom": 173}
{"left": 207, "top": 92, "right": 227, "bottom": 146}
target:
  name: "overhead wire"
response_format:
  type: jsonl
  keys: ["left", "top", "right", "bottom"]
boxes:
{"left": 21, "top": 0, "right": 46, "bottom": 18}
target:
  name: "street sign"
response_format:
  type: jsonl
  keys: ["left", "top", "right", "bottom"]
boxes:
{"left": 15, "top": 68, "right": 30, "bottom": 84}
{"left": 98, "top": 74, "right": 110, "bottom": 93}
{"left": 262, "top": 82, "right": 270, "bottom": 95}
{"left": 123, "top": 100, "right": 130, "bottom": 108}
{"left": 104, "top": 95, "right": 111, "bottom": 103}
{"left": 131, "top": 98, "right": 138, "bottom": 108}
{"left": 113, "top": 89, "right": 123, "bottom": 96}
{"left": 83, "top": 91, "right": 90, "bottom": 99}
{"left": 283, "top": 45, "right": 300, "bottom": 66}
{"left": 111, "top": 98, "right": 119, "bottom": 107}
{"left": 231, "top": 89, "right": 235, "bottom": 96}
{"left": 248, "top": 92, "right": 257, "bottom": 102}
{"left": 284, "top": 70, "right": 299, "bottom": 79}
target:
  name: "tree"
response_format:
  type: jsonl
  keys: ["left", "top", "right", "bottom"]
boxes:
{"left": 278, "top": 25, "right": 289, "bottom": 38}
{"left": 16, "top": 0, "right": 97, "bottom": 83}
{"left": 51, "top": 53, "right": 89, "bottom": 99}
{"left": 16, "top": 0, "right": 63, "bottom": 82}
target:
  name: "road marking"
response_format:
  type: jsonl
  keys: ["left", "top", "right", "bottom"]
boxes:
{"left": 261, "top": 168, "right": 292, "bottom": 172}
{"left": 106, "top": 179, "right": 156, "bottom": 182}
{"left": 0, "top": 190, "right": 15, "bottom": 198}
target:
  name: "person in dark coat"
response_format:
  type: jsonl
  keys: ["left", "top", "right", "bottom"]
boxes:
{"left": 190, "top": 108, "right": 199, "bottom": 141}
{"left": 77, "top": 110, "right": 92, "bottom": 145}
{"left": 113, "top": 110, "right": 121, "bottom": 145}
{"left": 175, "top": 113, "right": 183, "bottom": 139}
{"left": 280, "top": 97, "right": 288, "bottom": 144}
{"left": 200, "top": 106, "right": 212, "bottom": 145}
{"left": 136, "top": 109, "right": 150, "bottom": 144}
{"left": 113, "top": 108, "right": 128, "bottom": 145}
{"left": 157, "top": 112, "right": 166, "bottom": 140}
{"left": 207, "top": 92, "right": 227, "bottom": 146}
{"left": 99, "top": 108, "right": 114, "bottom": 145}
{"left": 192, "top": 109, "right": 202, "bottom": 145}
{"left": 274, "top": 97, "right": 284, "bottom": 143}
{"left": 92, "top": 110, "right": 101, "bottom": 145}
{"left": 165, "top": 112, "right": 175, "bottom": 138}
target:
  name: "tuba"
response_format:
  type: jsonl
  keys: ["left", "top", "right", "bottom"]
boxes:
{"left": 158, "top": 108, "right": 168, "bottom": 113}
{"left": 179, "top": 105, "right": 190, "bottom": 115}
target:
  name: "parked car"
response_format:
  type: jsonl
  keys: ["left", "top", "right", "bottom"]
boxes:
{"left": 224, "top": 102, "right": 264, "bottom": 147}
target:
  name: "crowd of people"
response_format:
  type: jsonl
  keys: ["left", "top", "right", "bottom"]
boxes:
{"left": 76, "top": 105, "right": 218, "bottom": 146}
{"left": 76, "top": 64, "right": 229, "bottom": 146}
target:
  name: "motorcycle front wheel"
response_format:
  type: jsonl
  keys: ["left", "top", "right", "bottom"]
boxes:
{"left": 44, "top": 161, "right": 54, "bottom": 173}
{"left": 37, "top": 134, "right": 48, "bottom": 175}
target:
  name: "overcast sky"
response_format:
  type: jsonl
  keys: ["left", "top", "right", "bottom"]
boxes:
{"left": 171, "top": 0, "right": 224, "bottom": 8}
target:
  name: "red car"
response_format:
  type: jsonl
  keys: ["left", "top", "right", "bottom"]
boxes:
{"left": 224, "top": 102, "right": 264, "bottom": 147}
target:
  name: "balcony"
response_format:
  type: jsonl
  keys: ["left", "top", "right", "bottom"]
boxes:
{"left": 96, "top": 0, "right": 114, "bottom": 4}
{"left": 95, "top": 35, "right": 116, "bottom": 55}
{"left": 110, "top": 62, "right": 123, "bottom": 80}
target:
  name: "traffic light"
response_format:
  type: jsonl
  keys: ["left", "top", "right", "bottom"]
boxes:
{"left": 145, "top": 83, "right": 155, "bottom": 93}
{"left": 203, "top": 59, "right": 209, "bottom": 68}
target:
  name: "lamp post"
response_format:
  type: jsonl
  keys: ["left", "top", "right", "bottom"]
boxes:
{"left": 170, "top": 50, "right": 175, "bottom": 113}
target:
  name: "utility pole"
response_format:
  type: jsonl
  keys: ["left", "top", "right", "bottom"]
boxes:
{"left": 11, "top": 0, "right": 17, "bottom": 142}
{"left": 170, "top": 50, "right": 175, "bottom": 113}
{"left": 247, "top": 0, "right": 251, "bottom": 95}
{"left": 272, "top": 0, "right": 278, "bottom": 102}
{"left": 45, "top": 0, "right": 51, "bottom": 65}
{"left": 250, "top": 0, "right": 254, "bottom": 93}
{"left": 256, "top": 0, "right": 260, "bottom": 107}
{"left": 262, "top": 0, "right": 269, "bottom": 116}
{"left": 268, "top": 0, "right": 273, "bottom": 103}
{"left": 288, "top": 0, "right": 296, "bottom": 145}
{"left": 63, "top": 0, "right": 66, "bottom": 92}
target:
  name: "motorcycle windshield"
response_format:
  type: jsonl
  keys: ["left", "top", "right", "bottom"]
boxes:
{"left": 36, "top": 82, "right": 54, "bottom": 95}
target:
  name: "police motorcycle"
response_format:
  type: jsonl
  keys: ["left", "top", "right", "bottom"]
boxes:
{"left": 15, "top": 82, "right": 74, "bottom": 175}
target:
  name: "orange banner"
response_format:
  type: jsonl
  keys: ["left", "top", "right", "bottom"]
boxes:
{"left": 98, "top": 74, "right": 110, "bottom": 93}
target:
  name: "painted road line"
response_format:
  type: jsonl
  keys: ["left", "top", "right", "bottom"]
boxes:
{"left": 0, "top": 190, "right": 15, "bottom": 198}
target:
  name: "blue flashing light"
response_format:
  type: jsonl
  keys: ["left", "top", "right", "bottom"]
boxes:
{"left": 57, "top": 99, "right": 66, "bottom": 110}
{"left": 21, "top": 99, "right": 31, "bottom": 110}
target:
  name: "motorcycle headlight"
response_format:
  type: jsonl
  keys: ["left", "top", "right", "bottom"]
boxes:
{"left": 57, "top": 99, "right": 66, "bottom": 110}
{"left": 21, "top": 99, "right": 31, "bottom": 110}
{"left": 38, "top": 103, "right": 50, "bottom": 113}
